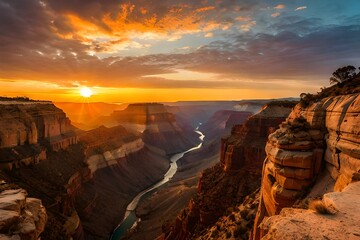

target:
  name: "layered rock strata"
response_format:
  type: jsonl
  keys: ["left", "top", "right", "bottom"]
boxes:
{"left": 0, "top": 102, "right": 78, "bottom": 170}
{"left": 0, "top": 188, "right": 47, "bottom": 239}
{"left": 220, "top": 102, "right": 296, "bottom": 173}
{"left": 253, "top": 93, "right": 360, "bottom": 239}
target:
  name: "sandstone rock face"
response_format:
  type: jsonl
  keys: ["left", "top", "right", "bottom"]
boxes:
{"left": 220, "top": 103, "right": 294, "bottom": 173}
{"left": 112, "top": 103, "right": 201, "bottom": 155}
{"left": 0, "top": 102, "right": 78, "bottom": 170}
{"left": 260, "top": 181, "right": 360, "bottom": 240}
{"left": 0, "top": 188, "right": 47, "bottom": 239}
{"left": 84, "top": 138, "right": 144, "bottom": 175}
{"left": 253, "top": 93, "right": 360, "bottom": 239}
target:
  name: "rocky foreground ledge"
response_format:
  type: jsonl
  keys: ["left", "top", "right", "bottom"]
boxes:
{"left": 0, "top": 187, "right": 47, "bottom": 239}
{"left": 261, "top": 181, "right": 360, "bottom": 239}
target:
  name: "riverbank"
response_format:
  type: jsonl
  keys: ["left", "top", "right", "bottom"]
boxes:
{"left": 127, "top": 141, "right": 220, "bottom": 240}
{"left": 110, "top": 130, "right": 205, "bottom": 240}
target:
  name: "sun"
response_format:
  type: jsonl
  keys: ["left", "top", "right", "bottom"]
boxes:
{"left": 80, "top": 87, "right": 93, "bottom": 98}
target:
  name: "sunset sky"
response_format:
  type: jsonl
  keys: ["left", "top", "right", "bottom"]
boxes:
{"left": 1, "top": 0, "right": 360, "bottom": 102}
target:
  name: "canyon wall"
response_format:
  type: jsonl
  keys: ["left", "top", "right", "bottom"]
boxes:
{"left": 220, "top": 102, "right": 296, "bottom": 173}
{"left": 0, "top": 102, "right": 171, "bottom": 239}
{"left": 253, "top": 93, "right": 360, "bottom": 239}
{"left": 168, "top": 101, "right": 295, "bottom": 240}
{"left": 199, "top": 110, "right": 252, "bottom": 143}
{"left": 112, "top": 103, "right": 201, "bottom": 154}
{"left": 0, "top": 102, "right": 78, "bottom": 170}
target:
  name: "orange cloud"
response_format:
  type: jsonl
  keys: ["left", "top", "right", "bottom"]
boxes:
{"left": 204, "top": 32, "right": 213, "bottom": 38}
{"left": 195, "top": 6, "right": 216, "bottom": 13}
{"left": 238, "top": 20, "right": 256, "bottom": 32}
{"left": 271, "top": 12, "right": 280, "bottom": 18}
{"left": 235, "top": 16, "right": 251, "bottom": 21}
{"left": 274, "top": 4, "right": 285, "bottom": 10}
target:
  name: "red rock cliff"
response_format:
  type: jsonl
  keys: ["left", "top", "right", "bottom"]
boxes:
{"left": 253, "top": 93, "right": 360, "bottom": 239}
{"left": 0, "top": 102, "right": 78, "bottom": 170}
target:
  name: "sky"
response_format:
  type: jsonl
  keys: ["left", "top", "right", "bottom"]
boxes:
{"left": 0, "top": 0, "right": 360, "bottom": 102}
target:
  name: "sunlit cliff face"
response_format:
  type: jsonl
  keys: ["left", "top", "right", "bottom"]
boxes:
{"left": 0, "top": 0, "right": 360, "bottom": 102}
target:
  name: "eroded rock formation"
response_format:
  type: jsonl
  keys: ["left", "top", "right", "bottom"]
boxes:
{"left": 253, "top": 93, "right": 360, "bottom": 239}
{"left": 0, "top": 188, "right": 47, "bottom": 239}
{"left": 0, "top": 102, "right": 78, "bottom": 170}
{"left": 260, "top": 181, "right": 360, "bottom": 239}
{"left": 220, "top": 102, "right": 296, "bottom": 173}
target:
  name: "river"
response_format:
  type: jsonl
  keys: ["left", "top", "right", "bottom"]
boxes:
{"left": 110, "top": 129, "right": 205, "bottom": 239}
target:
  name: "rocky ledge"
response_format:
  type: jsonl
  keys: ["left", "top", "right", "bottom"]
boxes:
{"left": 0, "top": 187, "right": 47, "bottom": 239}
{"left": 260, "top": 181, "right": 360, "bottom": 239}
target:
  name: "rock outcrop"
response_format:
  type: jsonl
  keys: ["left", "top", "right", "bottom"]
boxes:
{"left": 253, "top": 93, "right": 360, "bottom": 239}
{"left": 260, "top": 181, "right": 360, "bottom": 239}
{"left": 0, "top": 102, "right": 78, "bottom": 170}
{"left": 0, "top": 187, "right": 47, "bottom": 239}
{"left": 112, "top": 103, "right": 201, "bottom": 154}
{"left": 79, "top": 126, "right": 145, "bottom": 175}
{"left": 169, "top": 101, "right": 295, "bottom": 240}
{"left": 220, "top": 101, "right": 296, "bottom": 173}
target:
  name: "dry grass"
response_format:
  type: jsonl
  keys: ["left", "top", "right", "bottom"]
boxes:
{"left": 309, "top": 200, "right": 334, "bottom": 215}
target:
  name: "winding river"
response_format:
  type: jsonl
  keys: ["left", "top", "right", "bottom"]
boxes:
{"left": 110, "top": 129, "right": 205, "bottom": 239}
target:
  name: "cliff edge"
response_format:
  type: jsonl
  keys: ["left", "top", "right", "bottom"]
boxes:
{"left": 253, "top": 80, "right": 360, "bottom": 239}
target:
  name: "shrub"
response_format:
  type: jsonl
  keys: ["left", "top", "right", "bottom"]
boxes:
{"left": 309, "top": 200, "right": 334, "bottom": 215}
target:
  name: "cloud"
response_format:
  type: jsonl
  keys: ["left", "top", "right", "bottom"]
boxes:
{"left": 274, "top": 4, "right": 285, "bottom": 10}
{"left": 195, "top": 6, "right": 216, "bottom": 13}
{"left": 295, "top": 6, "right": 307, "bottom": 11}
{"left": 42, "top": 0, "right": 262, "bottom": 54}
{"left": 204, "top": 32, "right": 214, "bottom": 38}
{"left": 235, "top": 16, "right": 252, "bottom": 21}
{"left": 271, "top": 12, "right": 281, "bottom": 18}
{"left": 0, "top": 0, "right": 359, "bottom": 93}
{"left": 239, "top": 21, "right": 257, "bottom": 32}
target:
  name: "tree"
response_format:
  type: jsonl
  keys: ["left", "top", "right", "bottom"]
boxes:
{"left": 329, "top": 65, "right": 356, "bottom": 85}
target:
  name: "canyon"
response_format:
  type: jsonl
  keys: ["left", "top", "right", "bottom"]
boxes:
{"left": 162, "top": 101, "right": 296, "bottom": 240}
{"left": 1, "top": 80, "right": 359, "bottom": 240}
{"left": 164, "top": 79, "right": 360, "bottom": 240}
{"left": 0, "top": 100, "right": 201, "bottom": 239}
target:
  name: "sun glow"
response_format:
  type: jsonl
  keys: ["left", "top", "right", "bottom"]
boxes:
{"left": 80, "top": 87, "right": 93, "bottom": 98}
